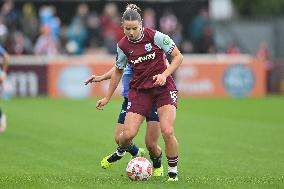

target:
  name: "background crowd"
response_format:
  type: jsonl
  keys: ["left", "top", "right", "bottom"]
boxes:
{"left": 0, "top": 0, "right": 218, "bottom": 56}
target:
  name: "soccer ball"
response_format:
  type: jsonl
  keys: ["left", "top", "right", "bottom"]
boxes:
{"left": 126, "top": 157, "right": 153, "bottom": 181}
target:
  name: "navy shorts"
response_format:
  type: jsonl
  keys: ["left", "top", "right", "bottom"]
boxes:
{"left": 117, "top": 97, "right": 159, "bottom": 124}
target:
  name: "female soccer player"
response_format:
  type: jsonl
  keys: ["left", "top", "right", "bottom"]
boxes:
{"left": 85, "top": 65, "right": 164, "bottom": 176}
{"left": 0, "top": 45, "right": 9, "bottom": 133}
{"left": 96, "top": 4, "right": 183, "bottom": 181}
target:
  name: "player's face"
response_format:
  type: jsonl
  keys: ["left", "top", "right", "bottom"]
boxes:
{"left": 122, "top": 20, "right": 142, "bottom": 41}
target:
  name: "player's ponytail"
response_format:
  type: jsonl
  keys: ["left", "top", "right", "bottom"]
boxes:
{"left": 122, "top": 4, "right": 142, "bottom": 22}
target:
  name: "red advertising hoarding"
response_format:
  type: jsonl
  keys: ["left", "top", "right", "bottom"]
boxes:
{"left": 48, "top": 55, "right": 121, "bottom": 98}
{"left": 176, "top": 56, "right": 266, "bottom": 97}
{"left": 47, "top": 55, "right": 266, "bottom": 98}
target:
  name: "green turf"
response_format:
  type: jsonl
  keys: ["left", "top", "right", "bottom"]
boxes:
{"left": 0, "top": 96, "right": 284, "bottom": 189}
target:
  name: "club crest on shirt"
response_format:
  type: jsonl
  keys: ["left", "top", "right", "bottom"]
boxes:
{"left": 145, "top": 43, "right": 152, "bottom": 52}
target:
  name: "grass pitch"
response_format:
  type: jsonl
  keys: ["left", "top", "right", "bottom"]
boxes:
{"left": 0, "top": 96, "right": 283, "bottom": 189}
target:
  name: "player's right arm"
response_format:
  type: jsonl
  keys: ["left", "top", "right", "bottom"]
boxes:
{"left": 96, "top": 68, "right": 123, "bottom": 110}
{"left": 96, "top": 45, "right": 127, "bottom": 110}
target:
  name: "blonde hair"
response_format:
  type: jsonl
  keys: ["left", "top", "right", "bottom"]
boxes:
{"left": 122, "top": 4, "right": 142, "bottom": 22}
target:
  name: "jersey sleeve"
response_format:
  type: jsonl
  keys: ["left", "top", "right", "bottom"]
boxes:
{"left": 154, "top": 31, "right": 176, "bottom": 55}
{"left": 0, "top": 46, "right": 6, "bottom": 56}
{"left": 115, "top": 45, "right": 127, "bottom": 70}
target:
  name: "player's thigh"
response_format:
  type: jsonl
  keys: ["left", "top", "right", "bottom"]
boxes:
{"left": 124, "top": 112, "right": 145, "bottom": 138}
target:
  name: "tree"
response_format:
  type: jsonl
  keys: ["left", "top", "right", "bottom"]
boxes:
{"left": 233, "top": 0, "right": 284, "bottom": 16}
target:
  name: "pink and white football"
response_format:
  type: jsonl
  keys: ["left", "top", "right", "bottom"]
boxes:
{"left": 126, "top": 157, "right": 153, "bottom": 181}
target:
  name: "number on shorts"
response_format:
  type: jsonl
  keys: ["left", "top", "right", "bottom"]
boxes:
{"left": 127, "top": 101, "right": 132, "bottom": 109}
{"left": 170, "top": 91, "right": 177, "bottom": 103}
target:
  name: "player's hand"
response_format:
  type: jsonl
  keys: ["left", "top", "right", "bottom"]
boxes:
{"left": 96, "top": 97, "right": 109, "bottom": 110}
{"left": 84, "top": 75, "right": 103, "bottom": 85}
{"left": 153, "top": 74, "right": 166, "bottom": 86}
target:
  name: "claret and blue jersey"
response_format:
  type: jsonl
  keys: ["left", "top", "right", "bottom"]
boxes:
{"left": 116, "top": 28, "right": 176, "bottom": 96}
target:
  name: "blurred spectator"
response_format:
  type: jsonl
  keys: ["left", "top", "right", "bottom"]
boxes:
{"left": 159, "top": 9, "right": 182, "bottom": 48}
{"left": 5, "top": 30, "right": 33, "bottom": 55}
{"left": 257, "top": 41, "right": 273, "bottom": 91}
{"left": 0, "top": 0, "right": 20, "bottom": 31}
{"left": 143, "top": 8, "right": 156, "bottom": 29}
{"left": 20, "top": 2, "right": 39, "bottom": 43}
{"left": 159, "top": 9, "right": 177, "bottom": 36}
{"left": 58, "top": 24, "right": 68, "bottom": 54}
{"left": 0, "top": 2, "right": 226, "bottom": 56}
{"left": 189, "top": 8, "right": 210, "bottom": 51}
{"left": 65, "top": 3, "right": 89, "bottom": 54}
{"left": 181, "top": 40, "right": 193, "bottom": 54}
{"left": 195, "top": 26, "right": 216, "bottom": 54}
{"left": 100, "top": 3, "right": 124, "bottom": 54}
{"left": 86, "top": 11, "right": 102, "bottom": 49}
{"left": 39, "top": 5, "right": 61, "bottom": 40}
{"left": 34, "top": 25, "right": 59, "bottom": 56}
{"left": 226, "top": 42, "right": 240, "bottom": 55}
{"left": 171, "top": 23, "right": 183, "bottom": 48}
{"left": 257, "top": 41, "right": 269, "bottom": 62}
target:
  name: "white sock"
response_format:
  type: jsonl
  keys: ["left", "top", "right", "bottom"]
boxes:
{"left": 168, "top": 166, "right": 178, "bottom": 174}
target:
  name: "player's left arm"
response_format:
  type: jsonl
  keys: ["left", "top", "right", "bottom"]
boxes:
{"left": 162, "top": 47, "right": 183, "bottom": 77}
{"left": 153, "top": 31, "right": 183, "bottom": 86}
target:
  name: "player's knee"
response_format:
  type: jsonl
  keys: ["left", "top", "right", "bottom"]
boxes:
{"left": 161, "top": 127, "right": 175, "bottom": 139}
{"left": 145, "top": 141, "right": 157, "bottom": 152}
{"left": 115, "top": 131, "right": 122, "bottom": 145}
{"left": 122, "top": 130, "right": 135, "bottom": 142}
{"left": 114, "top": 137, "right": 119, "bottom": 145}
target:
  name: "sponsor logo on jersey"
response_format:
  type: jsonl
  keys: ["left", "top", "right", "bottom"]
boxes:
{"left": 163, "top": 36, "right": 170, "bottom": 45}
{"left": 145, "top": 43, "right": 152, "bottom": 52}
{"left": 130, "top": 52, "right": 156, "bottom": 64}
